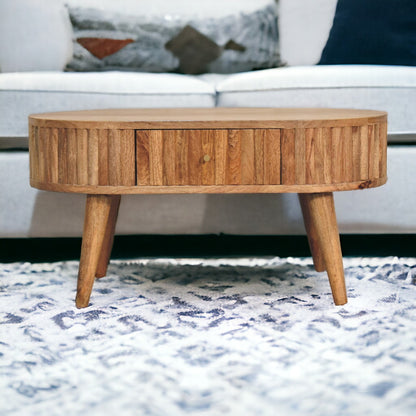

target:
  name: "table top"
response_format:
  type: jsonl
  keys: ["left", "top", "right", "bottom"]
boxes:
{"left": 29, "top": 108, "right": 387, "bottom": 130}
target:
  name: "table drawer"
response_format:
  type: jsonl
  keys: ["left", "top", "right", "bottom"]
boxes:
{"left": 136, "top": 129, "right": 281, "bottom": 186}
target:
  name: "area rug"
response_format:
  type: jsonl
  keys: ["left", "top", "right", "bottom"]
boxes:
{"left": 1, "top": 256, "right": 416, "bottom": 416}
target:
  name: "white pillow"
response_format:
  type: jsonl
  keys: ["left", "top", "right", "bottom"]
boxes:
{"left": 0, "top": 0, "right": 73, "bottom": 72}
{"left": 278, "top": 0, "right": 337, "bottom": 66}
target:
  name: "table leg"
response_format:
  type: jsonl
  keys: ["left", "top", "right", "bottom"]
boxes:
{"left": 298, "top": 192, "right": 347, "bottom": 305}
{"left": 298, "top": 194, "right": 326, "bottom": 272}
{"left": 95, "top": 195, "right": 121, "bottom": 278}
{"left": 76, "top": 194, "right": 117, "bottom": 308}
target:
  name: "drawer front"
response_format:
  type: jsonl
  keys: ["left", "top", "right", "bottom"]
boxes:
{"left": 136, "top": 129, "right": 281, "bottom": 186}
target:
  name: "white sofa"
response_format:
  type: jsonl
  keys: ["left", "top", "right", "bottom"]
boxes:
{"left": 1, "top": 0, "right": 415, "bottom": 238}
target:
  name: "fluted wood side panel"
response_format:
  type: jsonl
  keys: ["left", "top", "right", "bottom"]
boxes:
{"left": 277, "top": 124, "right": 386, "bottom": 186}
{"left": 30, "top": 127, "right": 135, "bottom": 186}
{"left": 30, "top": 119, "right": 387, "bottom": 191}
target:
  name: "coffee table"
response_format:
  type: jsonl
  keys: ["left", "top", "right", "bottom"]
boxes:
{"left": 29, "top": 108, "right": 387, "bottom": 308}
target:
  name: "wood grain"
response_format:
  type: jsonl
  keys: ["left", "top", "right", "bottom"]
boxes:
{"left": 187, "top": 129, "right": 202, "bottom": 185}
{"left": 30, "top": 122, "right": 387, "bottom": 191}
{"left": 38, "top": 127, "right": 48, "bottom": 183}
{"left": 227, "top": 130, "right": 242, "bottom": 185}
{"left": 299, "top": 192, "right": 347, "bottom": 305}
{"left": 95, "top": 195, "right": 121, "bottom": 279}
{"left": 298, "top": 194, "right": 326, "bottom": 272}
{"left": 372, "top": 124, "right": 381, "bottom": 178}
{"left": 149, "top": 130, "right": 163, "bottom": 185}
{"left": 254, "top": 129, "right": 265, "bottom": 184}
{"left": 30, "top": 178, "right": 387, "bottom": 195}
{"left": 240, "top": 129, "right": 255, "bottom": 184}
{"left": 108, "top": 129, "right": 121, "bottom": 186}
{"left": 98, "top": 129, "right": 109, "bottom": 186}
{"left": 175, "top": 129, "right": 188, "bottom": 185}
{"left": 76, "top": 194, "right": 115, "bottom": 308}
{"left": 352, "top": 126, "right": 361, "bottom": 181}
{"left": 359, "top": 125, "right": 369, "bottom": 180}
{"left": 379, "top": 121, "right": 388, "bottom": 179}
{"left": 29, "top": 107, "right": 387, "bottom": 130}
{"left": 322, "top": 127, "right": 332, "bottom": 184}
{"left": 29, "top": 126, "right": 38, "bottom": 182}
{"left": 281, "top": 129, "right": 296, "bottom": 185}
{"left": 295, "top": 128, "right": 306, "bottom": 185}
{"left": 67, "top": 128, "right": 77, "bottom": 185}
{"left": 368, "top": 124, "right": 376, "bottom": 179}
{"left": 57, "top": 128, "right": 68, "bottom": 184}
{"left": 201, "top": 130, "right": 215, "bottom": 185}
{"left": 264, "top": 129, "right": 280, "bottom": 184}
{"left": 344, "top": 126, "right": 354, "bottom": 183}
{"left": 331, "top": 127, "right": 343, "bottom": 184}
{"left": 30, "top": 109, "right": 387, "bottom": 192}
{"left": 87, "top": 129, "right": 99, "bottom": 185}
{"left": 214, "top": 130, "right": 228, "bottom": 185}
{"left": 76, "top": 129, "right": 88, "bottom": 185}
{"left": 136, "top": 130, "right": 150, "bottom": 185}
{"left": 120, "top": 130, "right": 136, "bottom": 186}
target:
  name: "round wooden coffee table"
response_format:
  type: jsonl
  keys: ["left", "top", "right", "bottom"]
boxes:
{"left": 29, "top": 108, "right": 387, "bottom": 308}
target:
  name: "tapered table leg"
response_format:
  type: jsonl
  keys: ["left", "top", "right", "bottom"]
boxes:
{"left": 298, "top": 192, "right": 347, "bottom": 305}
{"left": 76, "top": 194, "right": 116, "bottom": 308}
{"left": 299, "top": 194, "right": 326, "bottom": 272}
{"left": 95, "top": 195, "right": 121, "bottom": 278}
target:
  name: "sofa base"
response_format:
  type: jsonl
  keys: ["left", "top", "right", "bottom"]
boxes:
{"left": 0, "top": 145, "right": 415, "bottom": 237}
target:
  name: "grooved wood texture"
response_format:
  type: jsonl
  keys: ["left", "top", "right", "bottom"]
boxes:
{"left": 30, "top": 127, "right": 135, "bottom": 187}
{"left": 29, "top": 108, "right": 387, "bottom": 193}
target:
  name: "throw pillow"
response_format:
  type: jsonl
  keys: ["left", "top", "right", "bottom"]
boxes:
{"left": 319, "top": 0, "right": 416, "bottom": 66}
{"left": 65, "top": 0, "right": 281, "bottom": 74}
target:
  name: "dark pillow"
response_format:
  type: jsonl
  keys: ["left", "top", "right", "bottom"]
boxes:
{"left": 319, "top": 0, "right": 416, "bottom": 66}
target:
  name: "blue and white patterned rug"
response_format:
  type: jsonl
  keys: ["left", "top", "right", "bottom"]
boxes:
{"left": 1, "top": 256, "right": 416, "bottom": 416}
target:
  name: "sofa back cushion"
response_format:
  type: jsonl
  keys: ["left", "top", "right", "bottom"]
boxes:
{"left": 0, "top": 0, "right": 73, "bottom": 72}
{"left": 65, "top": 0, "right": 281, "bottom": 74}
{"left": 319, "top": 0, "right": 416, "bottom": 66}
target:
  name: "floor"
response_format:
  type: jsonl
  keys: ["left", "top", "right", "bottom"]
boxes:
{"left": 1, "top": 234, "right": 416, "bottom": 263}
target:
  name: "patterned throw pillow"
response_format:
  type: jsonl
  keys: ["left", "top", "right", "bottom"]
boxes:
{"left": 319, "top": 0, "right": 416, "bottom": 66}
{"left": 65, "top": 0, "right": 281, "bottom": 74}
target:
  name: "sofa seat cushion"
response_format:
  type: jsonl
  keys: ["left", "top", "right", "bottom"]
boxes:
{"left": 216, "top": 65, "right": 416, "bottom": 137}
{"left": 0, "top": 71, "right": 216, "bottom": 139}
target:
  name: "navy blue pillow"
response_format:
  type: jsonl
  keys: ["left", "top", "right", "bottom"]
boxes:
{"left": 319, "top": 0, "right": 416, "bottom": 66}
